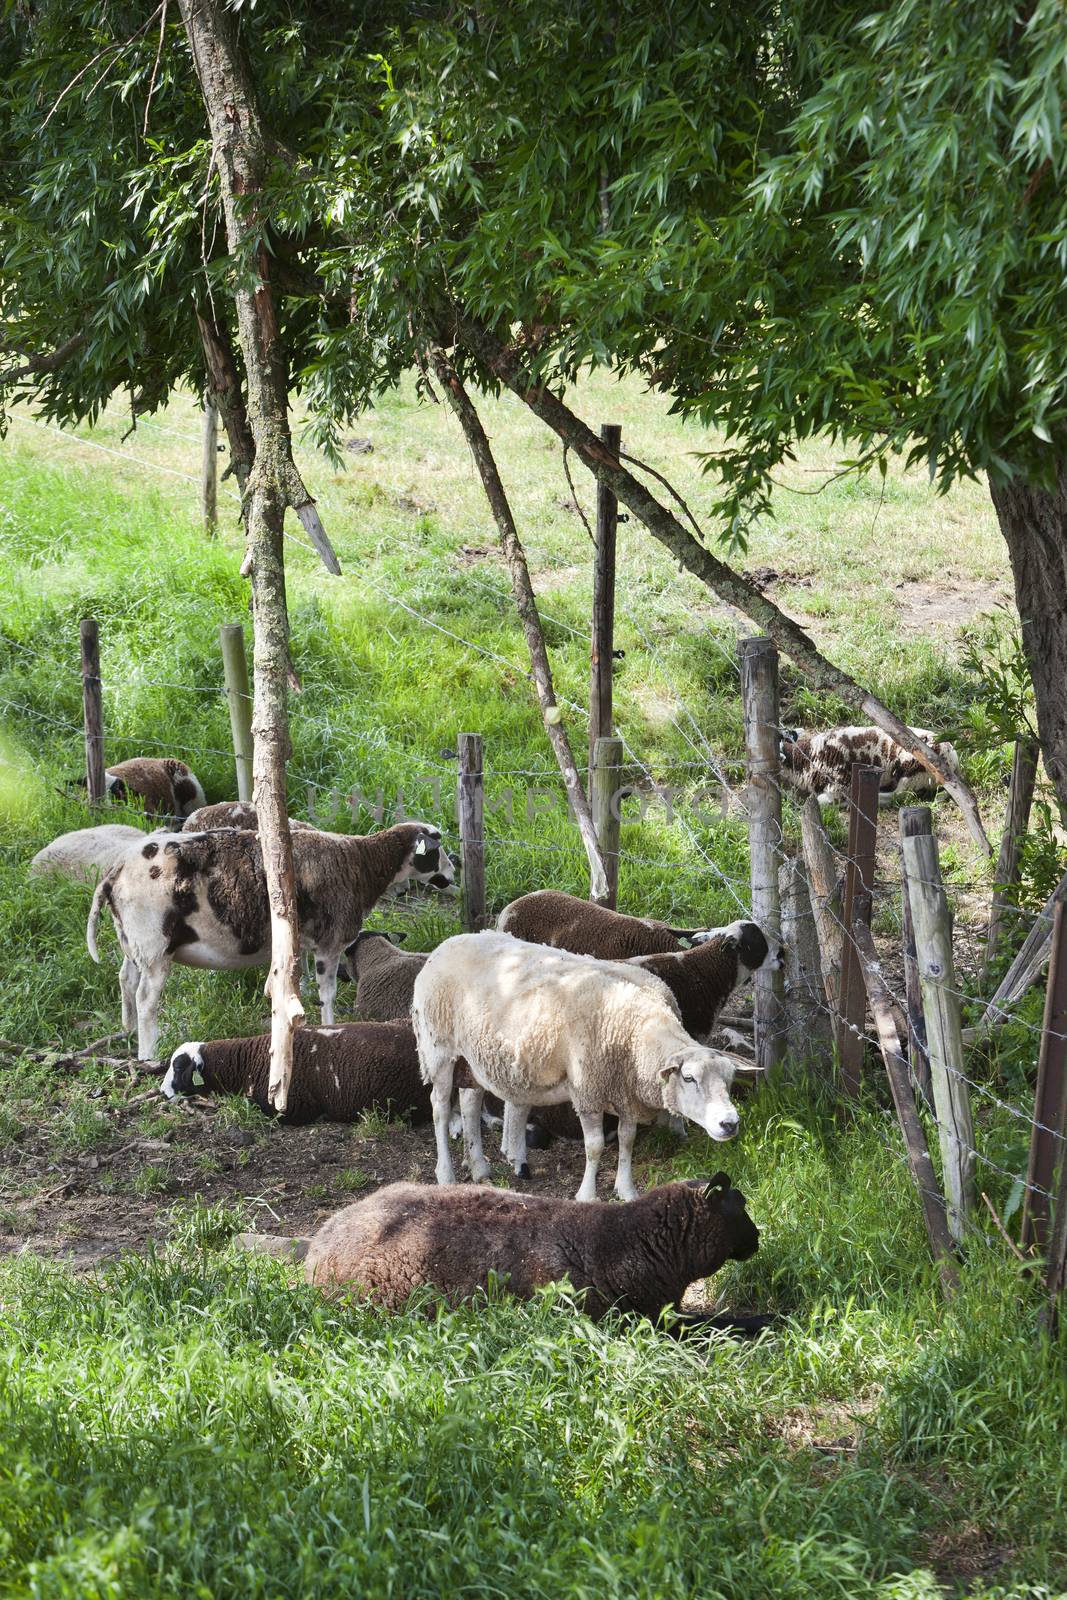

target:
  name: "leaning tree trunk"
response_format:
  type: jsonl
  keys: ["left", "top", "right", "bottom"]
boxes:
{"left": 989, "top": 469, "right": 1067, "bottom": 820}
{"left": 429, "top": 347, "right": 610, "bottom": 901}
{"left": 179, "top": 0, "right": 317, "bottom": 1110}
{"left": 451, "top": 310, "right": 992, "bottom": 855}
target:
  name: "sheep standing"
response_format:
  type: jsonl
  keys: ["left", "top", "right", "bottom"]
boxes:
{"left": 497, "top": 888, "right": 697, "bottom": 957}
{"left": 162, "top": 1021, "right": 429, "bottom": 1125}
{"left": 629, "top": 920, "right": 782, "bottom": 1043}
{"left": 304, "top": 1173, "right": 759, "bottom": 1321}
{"left": 780, "top": 726, "right": 960, "bottom": 807}
{"left": 102, "top": 758, "right": 206, "bottom": 819}
{"left": 87, "top": 819, "right": 455, "bottom": 1060}
{"left": 30, "top": 824, "right": 150, "bottom": 883}
{"left": 413, "top": 930, "right": 746, "bottom": 1202}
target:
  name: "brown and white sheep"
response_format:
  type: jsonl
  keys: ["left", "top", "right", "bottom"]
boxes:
{"left": 304, "top": 1173, "right": 759, "bottom": 1322}
{"left": 87, "top": 820, "right": 455, "bottom": 1060}
{"left": 101, "top": 758, "right": 206, "bottom": 819}
{"left": 497, "top": 889, "right": 699, "bottom": 958}
{"left": 181, "top": 802, "right": 316, "bottom": 834}
{"left": 629, "top": 920, "right": 782, "bottom": 1043}
{"left": 779, "top": 725, "right": 960, "bottom": 807}
{"left": 162, "top": 1021, "right": 430, "bottom": 1125}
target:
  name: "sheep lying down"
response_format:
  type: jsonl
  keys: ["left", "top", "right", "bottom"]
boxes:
{"left": 304, "top": 1174, "right": 759, "bottom": 1324}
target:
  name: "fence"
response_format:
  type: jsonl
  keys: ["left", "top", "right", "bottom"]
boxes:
{"left": 5, "top": 404, "right": 1067, "bottom": 1327}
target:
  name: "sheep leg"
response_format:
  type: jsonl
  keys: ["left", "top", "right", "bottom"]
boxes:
{"left": 427, "top": 1059, "right": 457, "bottom": 1186}
{"left": 459, "top": 1086, "right": 492, "bottom": 1183}
{"left": 501, "top": 1101, "right": 531, "bottom": 1179}
{"left": 134, "top": 960, "right": 169, "bottom": 1062}
{"left": 314, "top": 951, "right": 341, "bottom": 1025}
{"left": 575, "top": 1112, "right": 606, "bottom": 1203}
{"left": 613, "top": 1117, "right": 640, "bottom": 1203}
{"left": 119, "top": 954, "right": 140, "bottom": 1035}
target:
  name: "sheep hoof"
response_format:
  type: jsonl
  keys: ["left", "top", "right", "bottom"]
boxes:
{"left": 515, "top": 1162, "right": 531, "bottom": 1181}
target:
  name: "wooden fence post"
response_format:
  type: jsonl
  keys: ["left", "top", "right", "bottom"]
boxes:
{"left": 983, "top": 735, "right": 1039, "bottom": 981}
{"left": 591, "top": 735, "right": 623, "bottom": 910}
{"left": 1022, "top": 901, "right": 1067, "bottom": 1251}
{"left": 852, "top": 920, "right": 960, "bottom": 1296}
{"left": 738, "top": 637, "right": 784, "bottom": 1071}
{"left": 202, "top": 399, "right": 219, "bottom": 534}
{"left": 79, "top": 617, "right": 106, "bottom": 805}
{"left": 589, "top": 423, "right": 622, "bottom": 770}
{"left": 778, "top": 856, "right": 834, "bottom": 1063}
{"left": 837, "top": 764, "right": 880, "bottom": 1097}
{"left": 457, "top": 732, "right": 487, "bottom": 932}
{"left": 972, "top": 866, "right": 1067, "bottom": 1039}
{"left": 219, "top": 623, "right": 254, "bottom": 803}
{"left": 901, "top": 816, "right": 977, "bottom": 1242}
{"left": 800, "top": 795, "right": 844, "bottom": 1036}
{"left": 900, "top": 808, "right": 933, "bottom": 1110}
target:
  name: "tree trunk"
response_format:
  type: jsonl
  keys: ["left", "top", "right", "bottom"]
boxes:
{"left": 988, "top": 471, "right": 1067, "bottom": 820}
{"left": 430, "top": 347, "right": 610, "bottom": 901}
{"left": 452, "top": 311, "right": 992, "bottom": 855}
{"left": 179, "top": 0, "right": 309, "bottom": 1110}
{"left": 196, "top": 306, "right": 255, "bottom": 493}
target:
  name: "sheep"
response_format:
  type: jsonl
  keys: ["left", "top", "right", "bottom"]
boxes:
{"left": 628, "top": 919, "right": 783, "bottom": 1044}
{"left": 497, "top": 888, "right": 700, "bottom": 957}
{"left": 780, "top": 725, "right": 960, "bottom": 808}
{"left": 86, "top": 819, "right": 455, "bottom": 1060}
{"left": 413, "top": 930, "right": 749, "bottom": 1202}
{"left": 304, "top": 1173, "right": 759, "bottom": 1323}
{"left": 161, "top": 1021, "right": 430, "bottom": 1125}
{"left": 96, "top": 757, "right": 206, "bottom": 819}
{"left": 181, "top": 802, "right": 316, "bottom": 834}
{"left": 30, "top": 824, "right": 151, "bottom": 883}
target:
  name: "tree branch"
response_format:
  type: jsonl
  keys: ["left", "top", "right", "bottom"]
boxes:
{"left": 2, "top": 330, "right": 88, "bottom": 382}
{"left": 430, "top": 345, "right": 610, "bottom": 902}
{"left": 452, "top": 310, "right": 992, "bottom": 856}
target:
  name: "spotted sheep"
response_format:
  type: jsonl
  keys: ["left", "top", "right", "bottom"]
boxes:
{"left": 779, "top": 725, "right": 960, "bottom": 808}
{"left": 98, "top": 758, "right": 206, "bottom": 819}
{"left": 412, "top": 930, "right": 754, "bottom": 1204}
{"left": 86, "top": 820, "right": 455, "bottom": 1061}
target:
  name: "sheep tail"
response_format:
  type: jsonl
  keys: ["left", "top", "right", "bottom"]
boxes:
{"left": 86, "top": 876, "right": 109, "bottom": 962}
{"left": 412, "top": 1000, "right": 437, "bottom": 1088}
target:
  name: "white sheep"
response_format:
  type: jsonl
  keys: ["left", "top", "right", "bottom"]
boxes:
{"left": 30, "top": 824, "right": 152, "bottom": 883}
{"left": 412, "top": 930, "right": 748, "bottom": 1203}
{"left": 87, "top": 820, "right": 455, "bottom": 1060}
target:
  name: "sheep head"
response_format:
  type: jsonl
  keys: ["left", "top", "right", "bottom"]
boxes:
{"left": 683, "top": 1174, "right": 759, "bottom": 1261}
{"left": 390, "top": 822, "right": 458, "bottom": 893}
{"left": 162, "top": 1042, "right": 205, "bottom": 1099}
{"left": 658, "top": 1047, "right": 739, "bottom": 1141}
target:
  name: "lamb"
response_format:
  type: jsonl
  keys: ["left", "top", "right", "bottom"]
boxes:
{"left": 628, "top": 919, "right": 782, "bottom": 1043}
{"left": 496, "top": 888, "right": 699, "bottom": 958}
{"left": 99, "top": 757, "right": 206, "bottom": 819}
{"left": 30, "top": 824, "right": 151, "bottom": 883}
{"left": 181, "top": 802, "right": 316, "bottom": 834}
{"left": 780, "top": 725, "right": 960, "bottom": 808}
{"left": 413, "top": 930, "right": 749, "bottom": 1202}
{"left": 161, "top": 1021, "right": 430, "bottom": 1125}
{"left": 304, "top": 1173, "right": 759, "bottom": 1323}
{"left": 87, "top": 819, "right": 455, "bottom": 1060}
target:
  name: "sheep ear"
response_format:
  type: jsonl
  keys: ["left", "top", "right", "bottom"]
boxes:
{"left": 701, "top": 1172, "right": 730, "bottom": 1200}
{"left": 658, "top": 1054, "right": 684, "bottom": 1082}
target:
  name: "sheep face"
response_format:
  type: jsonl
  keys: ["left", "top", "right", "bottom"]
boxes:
{"left": 390, "top": 824, "right": 457, "bottom": 893}
{"left": 659, "top": 1050, "right": 739, "bottom": 1141}
{"left": 161, "top": 1042, "right": 205, "bottom": 1099}
{"left": 684, "top": 1175, "right": 760, "bottom": 1260}
{"left": 694, "top": 919, "right": 784, "bottom": 974}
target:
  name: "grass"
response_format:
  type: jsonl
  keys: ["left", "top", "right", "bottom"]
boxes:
{"left": 0, "top": 372, "right": 1061, "bottom": 1596}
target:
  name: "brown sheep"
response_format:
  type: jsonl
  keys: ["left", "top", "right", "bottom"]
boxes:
{"left": 629, "top": 920, "right": 782, "bottom": 1043}
{"left": 304, "top": 1173, "right": 759, "bottom": 1321}
{"left": 182, "top": 802, "right": 316, "bottom": 834}
{"left": 103, "top": 758, "right": 206, "bottom": 818}
{"left": 497, "top": 889, "right": 699, "bottom": 958}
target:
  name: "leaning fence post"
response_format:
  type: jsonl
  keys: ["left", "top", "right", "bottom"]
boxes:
{"left": 852, "top": 920, "right": 959, "bottom": 1297}
{"left": 219, "top": 623, "right": 254, "bottom": 803}
{"left": 738, "top": 636, "right": 784, "bottom": 1071}
{"left": 201, "top": 399, "right": 219, "bottom": 535}
{"left": 837, "top": 764, "right": 880, "bottom": 1097}
{"left": 591, "top": 735, "right": 623, "bottom": 910}
{"left": 1022, "top": 901, "right": 1067, "bottom": 1252}
{"left": 984, "top": 735, "right": 1039, "bottom": 982}
{"left": 800, "top": 795, "right": 844, "bottom": 1035}
{"left": 457, "top": 732, "right": 487, "bottom": 932}
{"left": 589, "top": 423, "right": 622, "bottom": 771}
{"left": 778, "top": 855, "right": 833, "bottom": 1064}
{"left": 900, "top": 808, "right": 934, "bottom": 1111}
{"left": 80, "top": 617, "right": 106, "bottom": 805}
{"left": 901, "top": 814, "right": 977, "bottom": 1242}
